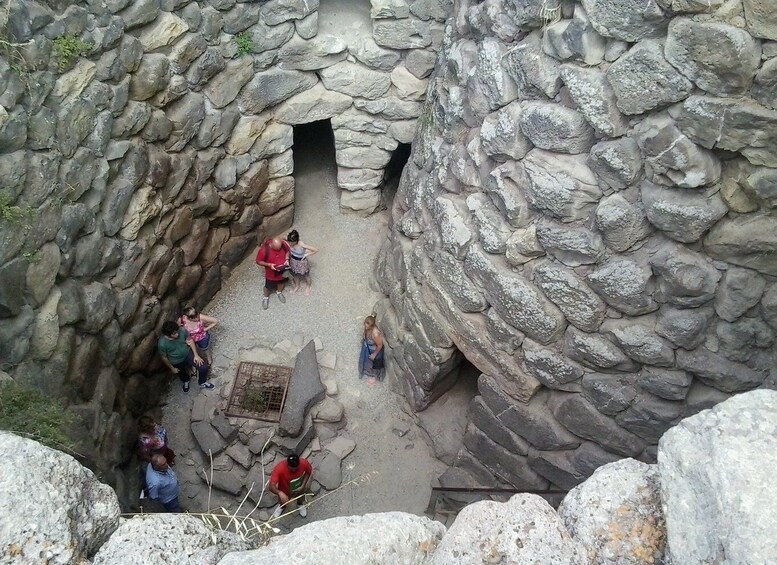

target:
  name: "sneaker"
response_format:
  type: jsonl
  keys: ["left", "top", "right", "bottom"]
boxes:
{"left": 271, "top": 505, "right": 283, "bottom": 519}
{"left": 276, "top": 291, "right": 286, "bottom": 304}
{"left": 200, "top": 382, "right": 215, "bottom": 390}
{"left": 182, "top": 381, "right": 190, "bottom": 393}
{"left": 298, "top": 505, "right": 307, "bottom": 518}
{"left": 262, "top": 297, "right": 269, "bottom": 310}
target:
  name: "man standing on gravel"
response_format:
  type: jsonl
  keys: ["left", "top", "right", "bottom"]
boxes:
{"left": 256, "top": 237, "right": 291, "bottom": 310}
{"left": 269, "top": 454, "right": 313, "bottom": 519}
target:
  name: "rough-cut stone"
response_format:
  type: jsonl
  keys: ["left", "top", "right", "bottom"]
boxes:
{"left": 373, "top": 17, "right": 432, "bottom": 49}
{"left": 278, "top": 35, "right": 347, "bottom": 71}
{"left": 278, "top": 341, "right": 326, "bottom": 437}
{"left": 319, "top": 62, "right": 391, "bottom": 100}
{"left": 639, "top": 367, "right": 692, "bottom": 401}
{"left": 655, "top": 304, "right": 713, "bottom": 350}
{"left": 274, "top": 84, "right": 352, "bottom": 124}
{"left": 581, "top": 0, "right": 668, "bottom": 42}
{"left": 433, "top": 494, "right": 582, "bottom": 564}
{"left": 665, "top": 18, "right": 761, "bottom": 97}
{"left": 587, "top": 258, "right": 657, "bottom": 316}
{"left": 93, "top": 514, "right": 248, "bottom": 564}
{"left": 658, "top": 390, "right": 777, "bottom": 565}
{"left": 671, "top": 96, "right": 777, "bottom": 168}
{"left": 466, "top": 247, "right": 567, "bottom": 344}
{"left": 649, "top": 244, "right": 721, "bottom": 307}
{"left": 479, "top": 102, "right": 531, "bottom": 162}
{"left": 191, "top": 420, "right": 227, "bottom": 456}
{"left": 503, "top": 31, "right": 563, "bottom": 99}
{"left": 238, "top": 69, "right": 317, "bottom": 115}
{"left": 219, "top": 513, "right": 445, "bottom": 564}
{"left": 536, "top": 222, "right": 604, "bottom": 267}
{"left": 604, "top": 320, "right": 675, "bottom": 367}
{"left": 635, "top": 115, "right": 721, "bottom": 189}
{"left": 587, "top": 138, "right": 642, "bottom": 191}
{"left": 582, "top": 373, "right": 638, "bottom": 416}
{"left": 0, "top": 433, "right": 120, "bottom": 565}
{"left": 534, "top": 261, "right": 606, "bottom": 332}
{"left": 743, "top": 0, "right": 777, "bottom": 41}
{"left": 137, "top": 12, "right": 188, "bottom": 52}
{"left": 676, "top": 348, "right": 764, "bottom": 393}
{"left": 261, "top": 0, "right": 318, "bottom": 25}
{"left": 705, "top": 212, "right": 777, "bottom": 277}
{"left": 522, "top": 149, "right": 602, "bottom": 223}
{"left": 595, "top": 194, "right": 651, "bottom": 252}
{"left": 560, "top": 64, "right": 628, "bottom": 137}
{"left": 519, "top": 102, "right": 595, "bottom": 154}
{"left": 714, "top": 267, "right": 766, "bottom": 322}
{"left": 465, "top": 193, "right": 512, "bottom": 254}
{"left": 559, "top": 458, "right": 665, "bottom": 565}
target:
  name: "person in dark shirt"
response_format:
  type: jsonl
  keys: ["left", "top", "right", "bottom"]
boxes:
{"left": 157, "top": 321, "right": 214, "bottom": 392}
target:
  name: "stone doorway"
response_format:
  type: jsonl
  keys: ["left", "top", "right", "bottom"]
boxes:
{"left": 292, "top": 119, "right": 337, "bottom": 218}
{"left": 381, "top": 142, "right": 411, "bottom": 208}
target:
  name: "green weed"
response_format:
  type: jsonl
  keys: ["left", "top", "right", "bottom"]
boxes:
{"left": 52, "top": 34, "right": 92, "bottom": 72}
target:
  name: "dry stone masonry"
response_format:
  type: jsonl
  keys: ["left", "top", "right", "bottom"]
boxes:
{"left": 377, "top": 0, "right": 777, "bottom": 493}
{"left": 0, "top": 0, "right": 447, "bottom": 503}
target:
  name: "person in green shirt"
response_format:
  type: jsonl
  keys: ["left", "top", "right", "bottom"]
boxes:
{"left": 158, "top": 321, "right": 214, "bottom": 392}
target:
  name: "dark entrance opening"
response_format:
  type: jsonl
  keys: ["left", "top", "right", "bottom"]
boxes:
{"left": 292, "top": 120, "right": 337, "bottom": 219}
{"left": 381, "top": 142, "right": 411, "bottom": 208}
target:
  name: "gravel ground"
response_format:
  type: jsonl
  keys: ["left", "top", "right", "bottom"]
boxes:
{"left": 161, "top": 125, "right": 444, "bottom": 527}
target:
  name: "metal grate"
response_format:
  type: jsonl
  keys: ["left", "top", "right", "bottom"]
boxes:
{"left": 225, "top": 361, "right": 292, "bottom": 422}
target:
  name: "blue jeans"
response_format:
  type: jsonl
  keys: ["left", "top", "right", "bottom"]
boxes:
{"left": 173, "top": 352, "right": 208, "bottom": 385}
{"left": 162, "top": 497, "right": 182, "bottom": 512}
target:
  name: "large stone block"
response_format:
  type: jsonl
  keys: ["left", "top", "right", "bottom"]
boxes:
{"left": 534, "top": 261, "right": 606, "bottom": 332}
{"left": 238, "top": 69, "right": 317, "bottom": 115}
{"left": 373, "top": 17, "right": 432, "bottom": 49}
{"left": 519, "top": 101, "right": 595, "bottom": 154}
{"left": 704, "top": 212, "right": 777, "bottom": 277}
{"left": 658, "top": 390, "right": 777, "bottom": 564}
{"left": 479, "top": 375, "right": 581, "bottom": 450}
{"left": 522, "top": 149, "right": 601, "bottom": 223}
{"left": 278, "top": 341, "right": 326, "bottom": 437}
{"left": 649, "top": 243, "right": 721, "bottom": 307}
{"left": 607, "top": 39, "right": 693, "bottom": 115}
{"left": 432, "top": 494, "right": 581, "bottom": 564}
{"left": 587, "top": 137, "right": 643, "bottom": 191}
{"left": 560, "top": 64, "right": 628, "bottom": 137}
{"left": 665, "top": 18, "right": 761, "bottom": 97}
{"left": 0, "top": 433, "right": 120, "bottom": 564}
{"left": 595, "top": 194, "right": 651, "bottom": 253}
{"left": 714, "top": 267, "right": 766, "bottom": 322}
{"left": 278, "top": 35, "right": 348, "bottom": 71}
{"left": 559, "top": 458, "right": 665, "bottom": 565}
{"left": 274, "top": 83, "right": 352, "bottom": 124}
{"left": 581, "top": 0, "right": 668, "bottom": 42}
{"left": 587, "top": 257, "right": 658, "bottom": 316}
{"left": 521, "top": 339, "right": 584, "bottom": 391}
{"left": 465, "top": 247, "right": 566, "bottom": 344}
{"left": 670, "top": 96, "right": 777, "bottom": 168}
{"left": 635, "top": 115, "right": 721, "bottom": 188}
{"left": 220, "top": 513, "right": 444, "bottom": 564}
{"left": 528, "top": 442, "right": 621, "bottom": 491}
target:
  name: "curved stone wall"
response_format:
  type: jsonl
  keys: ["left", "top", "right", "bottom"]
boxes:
{"left": 379, "top": 0, "right": 777, "bottom": 490}
{"left": 0, "top": 0, "right": 448, "bottom": 502}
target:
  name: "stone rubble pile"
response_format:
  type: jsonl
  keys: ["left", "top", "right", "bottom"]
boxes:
{"left": 377, "top": 0, "right": 777, "bottom": 493}
{"left": 0, "top": 0, "right": 448, "bottom": 503}
{"left": 172, "top": 335, "right": 353, "bottom": 518}
{"left": 2, "top": 389, "right": 774, "bottom": 564}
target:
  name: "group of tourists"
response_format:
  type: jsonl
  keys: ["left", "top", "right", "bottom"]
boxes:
{"left": 138, "top": 414, "right": 314, "bottom": 519}
{"left": 145, "top": 230, "right": 385, "bottom": 516}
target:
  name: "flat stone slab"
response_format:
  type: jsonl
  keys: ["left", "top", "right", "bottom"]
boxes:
{"left": 211, "top": 412, "right": 238, "bottom": 443}
{"left": 226, "top": 442, "right": 253, "bottom": 468}
{"left": 311, "top": 397, "right": 344, "bottom": 423}
{"left": 208, "top": 468, "right": 245, "bottom": 496}
{"left": 310, "top": 450, "right": 342, "bottom": 490}
{"left": 324, "top": 436, "right": 356, "bottom": 460}
{"left": 278, "top": 341, "right": 326, "bottom": 437}
{"left": 191, "top": 421, "right": 227, "bottom": 457}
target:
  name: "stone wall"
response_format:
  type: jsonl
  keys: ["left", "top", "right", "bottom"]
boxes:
{"left": 0, "top": 0, "right": 448, "bottom": 503}
{"left": 378, "top": 0, "right": 777, "bottom": 491}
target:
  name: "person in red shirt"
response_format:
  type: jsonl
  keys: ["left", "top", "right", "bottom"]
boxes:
{"left": 269, "top": 454, "right": 313, "bottom": 519}
{"left": 255, "top": 237, "right": 291, "bottom": 310}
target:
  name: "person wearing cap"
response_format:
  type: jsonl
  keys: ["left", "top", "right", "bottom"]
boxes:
{"left": 269, "top": 454, "right": 313, "bottom": 519}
